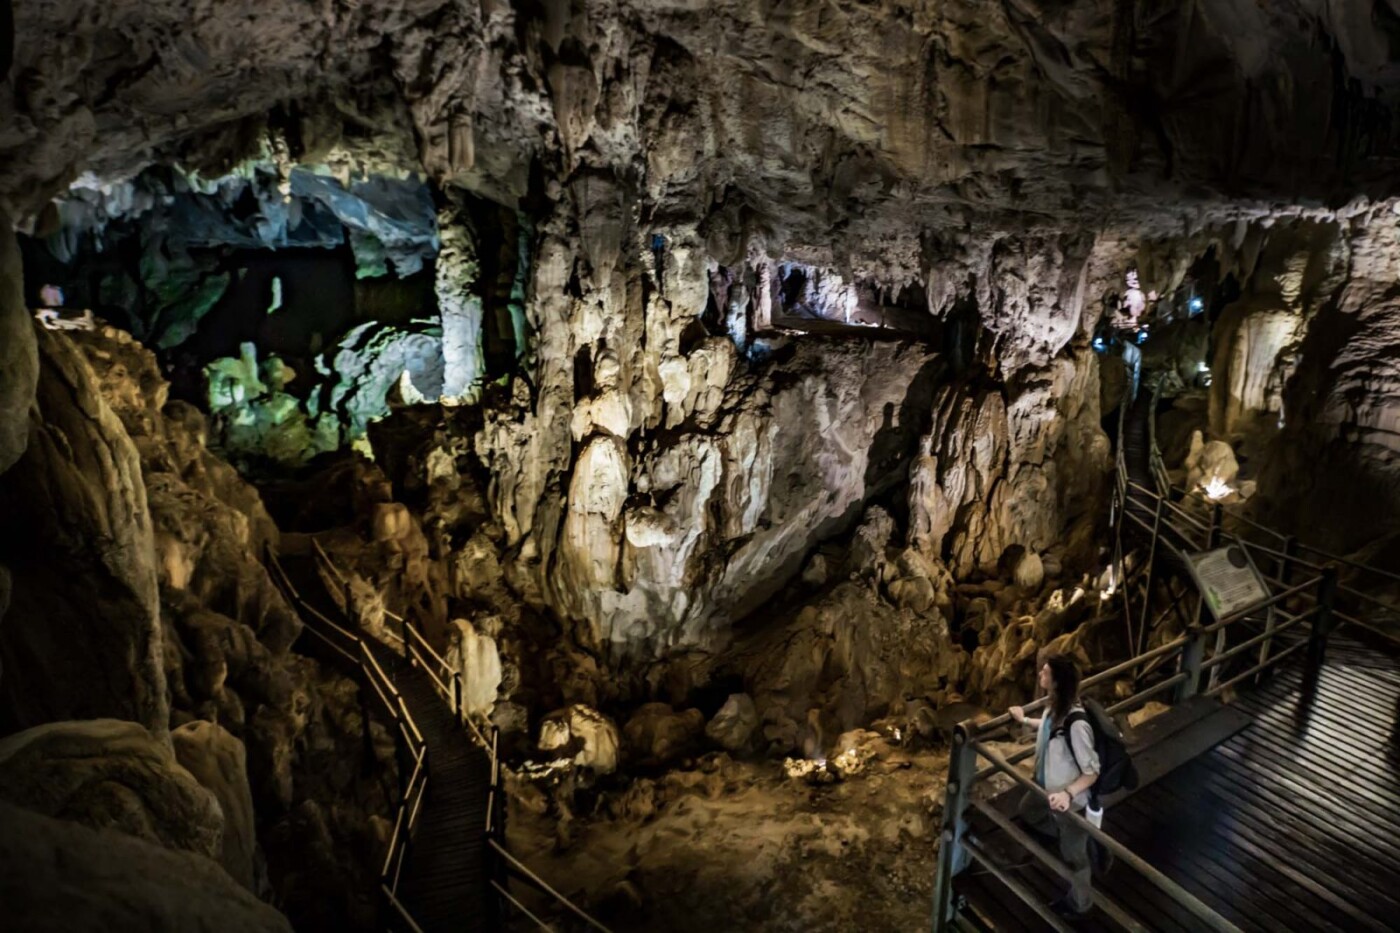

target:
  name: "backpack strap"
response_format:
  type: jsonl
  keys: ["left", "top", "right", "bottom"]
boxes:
{"left": 1056, "top": 709, "right": 1106, "bottom": 810}
{"left": 1052, "top": 710, "right": 1088, "bottom": 778}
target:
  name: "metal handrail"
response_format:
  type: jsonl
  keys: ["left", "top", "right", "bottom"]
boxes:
{"left": 381, "top": 886, "right": 428, "bottom": 933}
{"left": 306, "top": 542, "right": 613, "bottom": 933}
{"left": 967, "top": 634, "right": 1190, "bottom": 739}
{"left": 933, "top": 385, "right": 1350, "bottom": 931}
{"left": 972, "top": 801, "right": 1151, "bottom": 932}
{"left": 488, "top": 839, "right": 613, "bottom": 933}
{"left": 1198, "top": 609, "right": 1312, "bottom": 670}
{"left": 1197, "top": 576, "right": 1322, "bottom": 635}
{"left": 970, "top": 737, "right": 1244, "bottom": 933}
{"left": 264, "top": 544, "right": 428, "bottom": 927}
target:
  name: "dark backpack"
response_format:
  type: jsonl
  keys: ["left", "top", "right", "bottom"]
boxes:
{"left": 1053, "top": 698, "right": 1139, "bottom": 807}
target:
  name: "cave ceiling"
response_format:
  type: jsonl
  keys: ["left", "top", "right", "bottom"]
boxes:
{"left": 6, "top": 0, "right": 1400, "bottom": 266}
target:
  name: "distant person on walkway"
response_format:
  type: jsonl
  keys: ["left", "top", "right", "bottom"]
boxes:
{"left": 1010, "top": 653, "right": 1101, "bottom": 919}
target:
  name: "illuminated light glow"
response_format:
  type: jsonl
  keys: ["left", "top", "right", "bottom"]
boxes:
{"left": 1189, "top": 297, "right": 1204, "bottom": 313}
{"left": 1201, "top": 477, "right": 1233, "bottom": 501}
{"left": 1100, "top": 566, "right": 1117, "bottom": 600}
{"left": 1198, "top": 361, "right": 1210, "bottom": 373}
{"left": 1092, "top": 335, "right": 1107, "bottom": 352}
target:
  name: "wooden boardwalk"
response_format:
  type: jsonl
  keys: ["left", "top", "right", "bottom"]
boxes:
{"left": 369, "top": 639, "right": 494, "bottom": 932}
{"left": 956, "top": 630, "right": 1400, "bottom": 931}
{"left": 279, "top": 554, "right": 494, "bottom": 932}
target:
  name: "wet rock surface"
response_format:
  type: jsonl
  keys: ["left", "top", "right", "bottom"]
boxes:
{"left": 0, "top": 800, "right": 293, "bottom": 933}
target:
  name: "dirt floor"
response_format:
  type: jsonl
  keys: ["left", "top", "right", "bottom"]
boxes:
{"left": 504, "top": 738, "right": 1025, "bottom": 932}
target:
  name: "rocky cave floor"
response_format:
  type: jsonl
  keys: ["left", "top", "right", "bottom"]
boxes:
{"left": 509, "top": 747, "right": 956, "bottom": 932}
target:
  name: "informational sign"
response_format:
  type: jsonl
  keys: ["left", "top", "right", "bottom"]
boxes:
{"left": 1185, "top": 545, "right": 1271, "bottom": 619}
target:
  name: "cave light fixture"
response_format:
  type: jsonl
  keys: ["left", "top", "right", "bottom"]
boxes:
{"left": 1189, "top": 296, "right": 1205, "bottom": 315}
{"left": 1201, "top": 476, "right": 1233, "bottom": 501}
{"left": 1100, "top": 564, "right": 1117, "bottom": 601}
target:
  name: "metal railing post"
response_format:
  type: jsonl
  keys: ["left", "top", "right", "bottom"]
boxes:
{"left": 359, "top": 668, "right": 376, "bottom": 774}
{"left": 395, "top": 715, "right": 410, "bottom": 801}
{"left": 930, "top": 724, "right": 977, "bottom": 931}
{"left": 401, "top": 614, "right": 410, "bottom": 661}
{"left": 453, "top": 672, "right": 463, "bottom": 718}
{"left": 1279, "top": 535, "right": 1297, "bottom": 585}
{"left": 1207, "top": 502, "right": 1223, "bottom": 549}
{"left": 1175, "top": 622, "right": 1208, "bottom": 703}
{"left": 1136, "top": 491, "right": 1167, "bottom": 658}
{"left": 1307, "top": 567, "right": 1338, "bottom": 672}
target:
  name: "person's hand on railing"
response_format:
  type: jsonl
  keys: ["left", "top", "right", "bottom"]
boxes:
{"left": 1009, "top": 705, "right": 1042, "bottom": 729}
{"left": 1047, "top": 790, "right": 1072, "bottom": 812}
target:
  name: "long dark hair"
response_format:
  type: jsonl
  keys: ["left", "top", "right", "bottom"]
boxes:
{"left": 1044, "top": 653, "right": 1081, "bottom": 723}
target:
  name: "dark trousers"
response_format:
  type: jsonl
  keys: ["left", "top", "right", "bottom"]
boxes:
{"left": 1017, "top": 790, "right": 1093, "bottom": 912}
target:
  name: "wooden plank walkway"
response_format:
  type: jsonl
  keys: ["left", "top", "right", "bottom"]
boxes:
{"left": 279, "top": 554, "right": 494, "bottom": 932}
{"left": 370, "top": 638, "right": 494, "bottom": 932}
{"left": 955, "top": 630, "right": 1400, "bottom": 931}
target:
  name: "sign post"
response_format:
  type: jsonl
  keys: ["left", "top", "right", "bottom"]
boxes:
{"left": 1184, "top": 544, "right": 1271, "bottom": 693}
{"left": 1185, "top": 545, "right": 1271, "bottom": 620}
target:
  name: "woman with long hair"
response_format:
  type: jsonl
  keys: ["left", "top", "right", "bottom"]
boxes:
{"left": 1009, "top": 652, "right": 1101, "bottom": 919}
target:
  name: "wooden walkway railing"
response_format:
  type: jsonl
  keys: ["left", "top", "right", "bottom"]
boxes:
{"left": 931, "top": 365, "right": 1398, "bottom": 931}
{"left": 264, "top": 544, "right": 431, "bottom": 930}
{"left": 267, "top": 540, "right": 613, "bottom": 933}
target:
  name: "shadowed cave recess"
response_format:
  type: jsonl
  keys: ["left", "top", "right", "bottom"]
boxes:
{"left": 4, "top": 2, "right": 1400, "bottom": 931}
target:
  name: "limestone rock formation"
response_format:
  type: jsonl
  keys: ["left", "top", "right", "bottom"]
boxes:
{"left": 909, "top": 347, "right": 1106, "bottom": 578}
{"left": 171, "top": 720, "right": 260, "bottom": 892}
{"left": 0, "top": 326, "right": 166, "bottom": 734}
{"left": 0, "top": 720, "right": 222, "bottom": 861}
{"left": 25, "top": 323, "right": 395, "bottom": 929}
{"left": 623, "top": 703, "right": 705, "bottom": 767}
{"left": 446, "top": 618, "right": 504, "bottom": 717}
{"left": 705, "top": 694, "right": 760, "bottom": 754}
{"left": 6, "top": 2, "right": 1400, "bottom": 231}
{"left": 539, "top": 704, "right": 622, "bottom": 775}
{"left": 0, "top": 800, "right": 292, "bottom": 933}
{"left": 0, "top": 211, "right": 37, "bottom": 475}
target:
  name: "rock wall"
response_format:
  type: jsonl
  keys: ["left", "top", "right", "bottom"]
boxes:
{"left": 0, "top": 210, "right": 37, "bottom": 474}
{"left": 0, "top": 800, "right": 292, "bottom": 933}
{"left": 1256, "top": 209, "right": 1400, "bottom": 551}
{"left": 0, "top": 326, "right": 166, "bottom": 734}
{"left": 0, "top": 321, "right": 396, "bottom": 929}
{"left": 0, "top": 719, "right": 222, "bottom": 860}
{"left": 65, "top": 325, "right": 396, "bottom": 928}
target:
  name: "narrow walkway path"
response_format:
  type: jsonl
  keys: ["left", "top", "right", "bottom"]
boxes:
{"left": 279, "top": 553, "right": 493, "bottom": 932}
{"left": 371, "top": 636, "right": 493, "bottom": 932}
{"left": 958, "top": 631, "right": 1400, "bottom": 931}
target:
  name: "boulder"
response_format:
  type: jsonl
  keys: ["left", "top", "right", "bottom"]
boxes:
{"left": 0, "top": 720, "right": 222, "bottom": 860}
{"left": 0, "top": 800, "right": 292, "bottom": 932}
{"left": 704, "top": 694, "right": 760, "bottom": 753}
{"left": 1183, "top": 431, "right": 1241, "bottom": 496}
{"left": 171, "top": 721, "right": 258, "bottom": 891}
{"left": 538, "top": 705, "right": 621, "bottom": 775}
{"left": 2, "top": 790, "right": 292, "bottom": 930}
{"left": 623, "top": 703, "right": 704, "bottom": 766}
